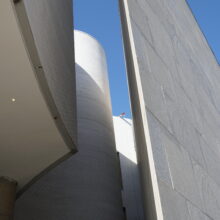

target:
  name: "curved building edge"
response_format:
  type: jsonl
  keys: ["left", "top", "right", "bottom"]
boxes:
{"left": 0, "top": 0, "right": 77, "bottom": 195}
{"left": 13, "top": 0, "right": 77, "bottom": 153}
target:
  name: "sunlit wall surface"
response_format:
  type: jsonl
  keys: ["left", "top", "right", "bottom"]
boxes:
{"left": 113, "top": 116, "right": 144, "bottom": 220}
{"left": 120, "top": 0, "right": 220, "bottom": 219}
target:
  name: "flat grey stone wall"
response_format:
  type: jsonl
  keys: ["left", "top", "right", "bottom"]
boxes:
{"left": 120, "top": 0, "right": 220, "bottom": 219}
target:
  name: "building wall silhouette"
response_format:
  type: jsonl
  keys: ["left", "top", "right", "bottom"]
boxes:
{"left": 120, "top": 0, "right": 220, "bottom": 219}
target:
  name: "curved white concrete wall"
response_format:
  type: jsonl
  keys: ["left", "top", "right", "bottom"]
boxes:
{"left": 0, "top": 0, "right": 76, "bottom": 193}
{"left": 15, "top": 31, "right": 124, "bottom": 220}
{"left": 72, "top": 30, "right": 124, "bottom": 219}
{"left": 16, "top": 0, "right": 77, "bottom": 147}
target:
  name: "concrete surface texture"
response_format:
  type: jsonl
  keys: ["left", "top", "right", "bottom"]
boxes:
{"left": 21, "top": 0, "right": 77, "bottom": 144}
{"left": 120, "top": 0, "right": 220, "bottom": 219}
{"left": 14, "top": 31, "right": 124, "bottom": 220}
{"left": 0, "top": 0, "right": 76, "bottom": 193}
{"left": 113, "top": 116, "right": 145, "bottom": 220}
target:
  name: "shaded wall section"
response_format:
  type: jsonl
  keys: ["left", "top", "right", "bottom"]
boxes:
{"left": 120, "top": 0, "right": 220, "bottom": 219}
{"left": 0, "top": 0, "right": 76, "bottom": 193}
{"left": 19, "top": 0, "right": 77, "bottom": 144}
{"left": 14, "top": 31, "right": 124, "bottom": 220}
{"left": 113, "top": 116, "right": 144, "bottom": 220}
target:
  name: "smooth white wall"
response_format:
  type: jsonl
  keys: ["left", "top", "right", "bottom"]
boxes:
{"left": 73, "top": 31, "right": 124, "bottom": 219}
{"left": 113, "top": 116, "right": 144, "bottom": 220}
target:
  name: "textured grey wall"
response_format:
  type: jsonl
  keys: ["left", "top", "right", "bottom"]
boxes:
{"left": 14, "top": 31, "right": 124, "bottom": 220}
{"left": 120, "top": 0, "right": 220, "bottom": 219}
{"left": 22, "top": 0, "right": 77, "bottom": 144}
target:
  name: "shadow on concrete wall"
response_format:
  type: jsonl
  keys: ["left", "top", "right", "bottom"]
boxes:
{"left": 14, "top": 64, "right": 125, "bottom": 220}
{"left": 118, "top": 152, "right": 145, "bottom": 220}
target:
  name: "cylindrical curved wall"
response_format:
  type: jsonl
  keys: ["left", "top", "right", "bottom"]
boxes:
{"left": 14, "top": 30, "right": 124, "bottom": 220}
{"left": 72, "top": 30, "right": 124, "bottom": 219}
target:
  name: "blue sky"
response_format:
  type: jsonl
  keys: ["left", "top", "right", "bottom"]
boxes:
{"left": 74, "top": 0, "right": 131, "bottom": 118}
{"left": 74, "top": 0, "right": 220, "bottom": 119}
{"left": 187, "top": 0, "right": 220, "bottom": 63}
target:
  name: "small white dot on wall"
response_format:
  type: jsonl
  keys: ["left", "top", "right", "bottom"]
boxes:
{"left": 11, "top": 98, "right": 16, "bottom": 102}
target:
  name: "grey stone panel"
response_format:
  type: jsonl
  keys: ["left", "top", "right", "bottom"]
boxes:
{"left": 120, "top": 0, "right": 220, "bottom": 219}
{"left": 130, "top": 2, "right": 207, "bottom": 169}
{"left": 146, "top": 111, "right": 172, "bottom": 186}
{"left": 161, "top": 131, "right": 203, "bottom": 210}
{"left": 192, "top": 161, "right": 220, "bottom": 220}
{"left": 187, "top": 201, "right": 212, "bottom": 220}
{"left": 22, "top": 0, "right": 77, "bottom": 143}
{"left": 164, "top": 92, "right": 206, "bottom": 168}
{"left": 130, "top": 22, "right": 172, "bottom": 132}
{"left": 158, "top": 180, "right": 190, "bottom": 220}
{"left": 199, "top": 137, "right": 220, "bottom": 186}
